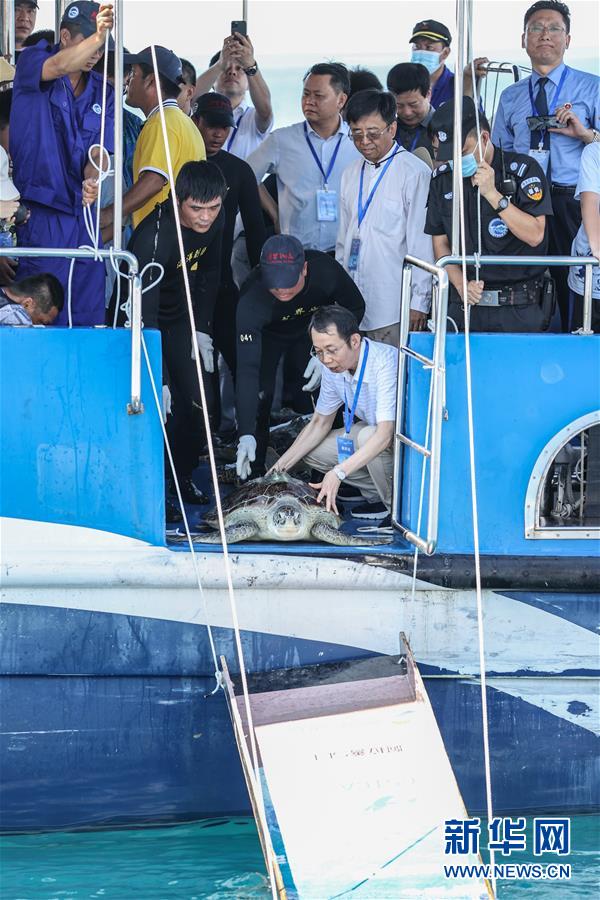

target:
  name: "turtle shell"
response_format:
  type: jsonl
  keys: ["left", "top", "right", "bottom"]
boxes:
{"left": 207, "top": 472, "right": 321, "bottom": 524}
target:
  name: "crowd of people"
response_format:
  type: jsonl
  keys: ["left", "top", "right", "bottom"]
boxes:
{"left": 1, "top": 0, "right": 598, "bottom": 526}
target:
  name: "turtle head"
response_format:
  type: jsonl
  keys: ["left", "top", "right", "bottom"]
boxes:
{"left": 269, "top": 497, "right": 305, "bottom": 540}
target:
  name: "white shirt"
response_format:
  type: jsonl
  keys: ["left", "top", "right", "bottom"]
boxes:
{"left": 568, "top": 142, "right": 600, "bottom": 300}
{"left": 316, "top": 338, "right": 398, "bottom": 425}
{"left": 336, "top": 146, "right": 434, "bottom": 330}
{"left": 225, "top": 102, "right": 273, "bottom": 161}
{"left": 247, "top": 117, "right": 361, "bottom": 251}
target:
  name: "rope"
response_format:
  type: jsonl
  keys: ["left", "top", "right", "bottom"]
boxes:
{"left": 457, "top": 60, "right": 497, "bottom": 894}
{"left": 148, "top": 45, "right": 277, "bottom": 899}
{"left": 67, "top": 31, "right": 112, "bottom": 327}
{"left": 140, "top": 334, "right": 222, "bottom": 691}
{"left": 471, "top": 58, "right": 483, "bottom": 283}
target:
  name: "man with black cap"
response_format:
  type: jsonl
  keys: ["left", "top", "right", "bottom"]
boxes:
{"left": 9, "top": 1, "right": 114, "bottom": 325}
{"left": 14, "top": 1, "right": 38, "bottom": 51}
{"left": 235, "top": 234, "right": 366, "bottom": 479}
{"left": 408, "top": 18, "right": 487, "bottom": 110}
{"left": 192, "top": 92, "right": 266, "bottom": 384}
{"left": 100, "top": 45, "right": 205, "bottom": 239}
{"left": 426, "top": 97, "right": 554, "bottom": 332}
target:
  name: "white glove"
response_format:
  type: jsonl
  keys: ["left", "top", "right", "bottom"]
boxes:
{"left": 302, "top": 355, "right": 322, "bottom": 392}
{"left": 236, "top": 434, "right": 257, "bottom": 480}
{"left": 191, "top": 331, "right": 214, "bottom": 373}
{"left": 161, "top": 384, "right": 172, "bottom": 423}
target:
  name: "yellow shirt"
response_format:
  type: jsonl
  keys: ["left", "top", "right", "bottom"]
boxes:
{"left": 132, "top": 101, "right": 206, "bottom": 228}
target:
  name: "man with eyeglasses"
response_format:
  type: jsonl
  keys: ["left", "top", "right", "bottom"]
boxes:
{"left": 337, "top": 89, "right": 433, "bottom": 343}
{"left": 270, "top": 305, "right": 397, "bottom": 523}
{"left": 493, "top": 0, "right": 600, "bottom": 330}
{"left": 235, "top": 234, "right": 365, "bottom": 481}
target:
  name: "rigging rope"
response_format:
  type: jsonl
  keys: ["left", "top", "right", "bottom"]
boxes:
{"left": 457, "top": 48, "right": 497, "bottom": 893}
{"left": 148, "top": 45, "right": 278, "bottom": 899}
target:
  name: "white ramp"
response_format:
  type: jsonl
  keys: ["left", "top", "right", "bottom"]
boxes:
{"left": 223, "top": 640, "right": 493, "bottom": 900}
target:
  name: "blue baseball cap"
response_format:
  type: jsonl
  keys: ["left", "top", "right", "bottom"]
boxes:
{"left": 123, "top": 46, "right": 184, "bottom": 90}
{"left": 61, "top": 2, "right": 100, "bottom": 38}
{"left": 260, "top": 235, "right": 306, "bottom": 290}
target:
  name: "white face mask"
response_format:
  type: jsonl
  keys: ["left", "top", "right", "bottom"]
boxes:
{"left": 410, "top": 49, "right": 442, "bottom": 74}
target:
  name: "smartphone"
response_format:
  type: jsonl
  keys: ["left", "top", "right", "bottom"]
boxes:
{"left": 231, "top": 20, "right": 247, "bottom": 37}
{"left": 526, "top": 114, "right": 567, "bottom": 130}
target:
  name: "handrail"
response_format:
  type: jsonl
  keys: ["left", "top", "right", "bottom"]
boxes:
{"left": 0, "top": 245, "right": 143, "bottom": 414}
{"left": 436, "top": 254, "right": 598, "bottom": 335}
{"left": 393, "top": 252, "right": 598, "bottom": 555}
{"left": 392, "top": 256, "right": 449, "bottom": 555}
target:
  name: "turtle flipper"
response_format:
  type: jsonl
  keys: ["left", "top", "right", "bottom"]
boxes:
{"left": 310, "top": 522, "right": 392, "bottom": 546}
{"left": 171, "top": 523, "right": 260, "bottom": 544}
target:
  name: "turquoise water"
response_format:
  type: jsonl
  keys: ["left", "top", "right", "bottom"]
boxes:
{"left": 1, "top": 815, "right": 598, "bottom": 899}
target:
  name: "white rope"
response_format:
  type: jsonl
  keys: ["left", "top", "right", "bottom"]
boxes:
{"left": 67, "top": 31, "right": 112, "bottom": 327}
{"left": 456, "top": 63, "right": 497, "bottom": 893}
{"left": 140, "top": 333, "right": 222, "bottom": 691}
{"left": 148, "top": 45, "right": 277, "bottom": 899}
{"left": 472, "top": 58, "right": 483, "bottom": 283}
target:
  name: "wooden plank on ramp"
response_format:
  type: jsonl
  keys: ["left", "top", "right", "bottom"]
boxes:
{"left": 222, "top": 638, "right": 493, "bottom": 900}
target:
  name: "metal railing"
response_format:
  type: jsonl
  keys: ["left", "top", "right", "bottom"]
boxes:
{"left": 393, "top": 253, "right": 599, "bottom": 556}
{"left": 0, "top": 246, "right": 143, "bottom": 414}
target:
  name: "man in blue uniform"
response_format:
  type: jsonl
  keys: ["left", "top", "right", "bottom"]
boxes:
{"left": 10, "top": 2, "right": 114, "bottom": 326}
{"left": 492, "top": 0, "right": 600, "bottom": 329}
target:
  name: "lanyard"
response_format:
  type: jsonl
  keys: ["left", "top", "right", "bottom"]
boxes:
{"left": 343, "top": 339, "right": 369, "bottom": 433}
{"left": 226, "top": 108, "right": 246, "bottom": 152}
{"left": 528, "top": 66, "right": 568, "bottom": 139}
{"left": 408, "top": 129, "right": 421, "bottom": 152}
{"left": 357, "top": 148, "right": 400, "bottom": 228}
{"left": 303, "top": 121, "right": 343, "bottom": 188}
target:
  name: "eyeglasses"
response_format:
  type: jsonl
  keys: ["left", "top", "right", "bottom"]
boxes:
{"left": 527, "top": 24, "right": 566, "bottom": 34}
{"left": 348, "top": 125, "right": 391, "bottom": 144}
{"left": 310, "top": 343, "right": 347, "bottom": 361}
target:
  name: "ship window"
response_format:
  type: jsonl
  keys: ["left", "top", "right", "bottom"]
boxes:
{"left": 525, "top": 413, "right": 600, "bottom": 540}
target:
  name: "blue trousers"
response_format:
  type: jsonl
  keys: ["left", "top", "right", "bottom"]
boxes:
{"left": 16, "top": 202, "right": 106, "bottom": 326}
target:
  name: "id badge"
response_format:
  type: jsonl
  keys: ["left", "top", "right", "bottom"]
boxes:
{"left": 348, "top": 236, "right": 361, "bottom": 272}
{"left": 479, "top": 290, "right": 500, "bottom": 307}
{"left": 337, "top": 435, "right": 355, "bottom": 463}
{"left": 528, "top": 148, "right": 550, "bottom": 175}
{"left": 316, "top": 188, "right": 338, "bottom": 222}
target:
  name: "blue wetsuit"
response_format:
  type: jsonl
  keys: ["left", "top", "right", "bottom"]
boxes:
{"left": 10, "top": 40, "right": 115, "bottom": 326}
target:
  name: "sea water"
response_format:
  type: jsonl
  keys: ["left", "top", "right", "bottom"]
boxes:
{"left": 1, "top": 815, "right": 598, "bottom": 899}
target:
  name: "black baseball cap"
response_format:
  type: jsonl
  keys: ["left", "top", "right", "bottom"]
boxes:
{"left": 123, "top": 46, "right": 184, "bottom": 90}
{"left": 409, "top": 19, "right": 452, "bottom": 45}
{"left": 260, "top": 235, "right": 306, "bottom": 290}
{"left": 15, "top": 1, "right": 39, "bottom": 7}
{"left": 194, "top": 93, "right": 235, "bottom": 127}
{"left": 60, "top": 2, "right": 102, "bottom": 38}
{"left": 429, "top": 97, "right": 478, "bottom": 160}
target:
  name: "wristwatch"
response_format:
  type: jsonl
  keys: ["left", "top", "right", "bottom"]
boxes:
{"left": 495, "top": 195, "right": 510, "bottom": 214}
{"left": 333, "top": 465, "right": 347, "bottom": 481}
{"left": 591, "top": 129, "right": 600, "bottom": 143}
{"left": 244, "top": 63, "right": 258, "bottom": 76}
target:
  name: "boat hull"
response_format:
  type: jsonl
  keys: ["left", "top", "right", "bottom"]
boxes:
{"left": 1, "top": 528, "right": 598, "bottom": 832}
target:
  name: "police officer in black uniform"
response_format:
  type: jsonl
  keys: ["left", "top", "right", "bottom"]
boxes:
{"left": 235, "top": 235, "right": 366, "bottom": 479}
{"left": 426, "top": 97, "right": 554, "bottom": 332}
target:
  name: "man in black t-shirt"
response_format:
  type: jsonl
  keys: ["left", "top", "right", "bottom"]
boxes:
{"left": 192, "top": 93, "right": 267, "bottom": 379}
{"left": 235, "top": 234, "right": 366, "bottom": 479}
{"left": 426, "top": 98, "right": 554, "bottom": 332}
{"left": 110, "top": 161, "right": 226, "bottom": 512}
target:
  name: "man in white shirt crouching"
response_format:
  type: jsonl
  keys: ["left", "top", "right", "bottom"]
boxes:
{"left": 271, "top": 305, "right": 397, "bottom": 522}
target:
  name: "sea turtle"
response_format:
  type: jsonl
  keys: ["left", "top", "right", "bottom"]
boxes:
{"left": 175, "top": 472, "right": 391, "bottom": 546}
